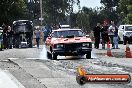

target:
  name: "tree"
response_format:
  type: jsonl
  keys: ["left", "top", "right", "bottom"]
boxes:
{"left": 76, "top": 7, "right": 101, "bottom": 33}
{"left": 119, "top": 0, "right": 132, "bottom": 24}
{"left": 27, "top": 0, "right": 40, "bottom": 20}
{"left": 100, "top": 0, "right": 120, "bottom": 24}
{"left": 42, "top": 0, "right": 80, "bottom": 25}
{"left": 0, "top": 0, "right": 27, "bottom": 25}
{"left": 101, "top": 0, "right": 120, "bottom": 8}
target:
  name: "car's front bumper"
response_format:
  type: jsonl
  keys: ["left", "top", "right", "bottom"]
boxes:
{"left": 53, "top": 47, "right": 92, "bottom": 56}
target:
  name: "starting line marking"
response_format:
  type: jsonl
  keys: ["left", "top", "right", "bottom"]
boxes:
{"left": 8, "top": 58, "right": 49, "bottom": 60}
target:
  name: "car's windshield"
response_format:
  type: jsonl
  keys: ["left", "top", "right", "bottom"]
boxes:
{"left": 52, "top": 30, "right": 85, "bottom": 38}
{"left": 13, "top": 25, "right": 32, "bottom": 33}
{"left": 125, "top": 26, "right": 132, "bottom": 31}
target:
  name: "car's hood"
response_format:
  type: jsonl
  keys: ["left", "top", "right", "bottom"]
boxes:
{"left": 51, "top": 37, "right": 92, "bottom": 44}
{"left": 123, "top": 31, "right": 132, "bottom": 36}
{"left": 124, "top": 31, "right": 132, "bottom": 33}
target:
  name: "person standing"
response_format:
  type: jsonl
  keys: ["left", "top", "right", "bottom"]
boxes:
{"left": 34, "top": 28, "right": 41, "bottom": 48}
{"left": 42, "top": 25, "right": 51, "bottom": 43}
{"left": 2, "top": 23, "right": 8, "bottom": 49}
{"left": 108, "top": 21, "right": 117, "bottom": 48}
{"left": 93, "top": 23, "right": 101, "bottom": 49}
{"left": 101, "top": 21, "right": 109, "bottom": 49}
{"left": 113, "top": 26, "right": 119, "bottom": 49}
{"left": 7, "top": 26, "right": 13, "bottom": 49}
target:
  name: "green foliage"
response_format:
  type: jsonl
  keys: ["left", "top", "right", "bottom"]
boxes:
{"left": 127, "top": 5, "right": 132, "bottom": 13}
{"left": 0, "top": 0, "right": 80, "bottom": 26}
{"left": 0, "top": 0, "right": 27, "bottom": 25}
{"left": 42, "top": 0, "right": 80, "bottom": 25}
{"left": 76, "top": 7, "right": 102, "bottom": 33}
{"left": 100, "top": 0, "right": 120, "bottom": 24}
{"left": 127, "top": 14, "right": 132, "bottom": 23}
{"left": 118, "top": 0, "right": 132, "bottom": 24}
{"left": 101, "top": 0, "right": 120, "bottom": 8}
{"left": 118, "top": 0, "right": 128, "bottom": 15}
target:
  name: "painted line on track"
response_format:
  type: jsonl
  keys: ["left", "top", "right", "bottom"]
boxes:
{"left": 0, "top": 68, "right": 25, "bottom": 88}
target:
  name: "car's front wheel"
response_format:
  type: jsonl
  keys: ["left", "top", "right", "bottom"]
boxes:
{"left": 86, "top": 52, "right": 91, "bottom": 59}
{"left": 76, "top": 76, "right": 86, "bottom": 85}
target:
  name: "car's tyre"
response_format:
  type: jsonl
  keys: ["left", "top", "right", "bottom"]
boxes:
{"left": 76, "top": 76, "right": 86, "bottom": 85}
{"left": 123, "top": 39, "right": 127, "bottom": 45}
{"left": 86, "top": 52, "right": 91, "bottom": 59}
{"left": 123, "top": 41, "right": 126, "bottom": 45}
{"left": 123, "top": 36, "right": 128, "bottom": 45}
{"left": 51, "top": 52, "right": 57, "bottom": 60}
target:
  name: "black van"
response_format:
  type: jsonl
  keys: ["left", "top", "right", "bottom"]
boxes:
{"left": 12, "top": 20, "right": 33, "bottom": 48}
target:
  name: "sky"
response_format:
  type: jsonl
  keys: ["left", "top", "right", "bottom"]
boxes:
{"left": 73, "top": 0, "right": 102, "bottom": 12}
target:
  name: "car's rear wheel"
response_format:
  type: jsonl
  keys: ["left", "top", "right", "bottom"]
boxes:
{"left": 29, "top": 41, "right": 33, "bottom": 48}
{"left": 52, "top": 52, "right": 57, "bottom": 60}
{"left": 86, "top": 51, "right": 91, "bottom": 59}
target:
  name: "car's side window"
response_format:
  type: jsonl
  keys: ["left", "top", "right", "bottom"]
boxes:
{"left": 79, "top": 31, "right": 85, "bottom": 36}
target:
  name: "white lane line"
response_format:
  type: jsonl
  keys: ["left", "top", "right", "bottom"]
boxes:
{"left": 8, "top": 58, "right": 49, "bottom": 60}
{"left": 0, "top": 69, "right": 25, "bottom": 88}
{"left": 8, "top": 58, "right": 19, "bottom": 60}
{"left": 26, "top": 58, "right": 49, "bottom": 60}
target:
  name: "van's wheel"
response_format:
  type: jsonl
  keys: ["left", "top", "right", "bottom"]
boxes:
{"left": 86, "top": 52, "right": 91, "bottom": 59}
{"left": 51, "top": 52, "right": 57, "bottom": 60}
{"left": 29, "top": 41, "right": 33, "bottom": 48}
{"left": 47, "top": 52, "right": 51, "bottom": 59}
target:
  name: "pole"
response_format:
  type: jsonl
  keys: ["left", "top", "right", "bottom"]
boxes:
{"left": 40, "top": 0, "right": 43, "bottom": 26}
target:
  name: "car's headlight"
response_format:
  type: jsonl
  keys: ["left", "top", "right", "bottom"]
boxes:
{"left": 56, "top": 44, "right": 64, "bottom": 48}
{"left": 82, "top": 43, "right": 89, "bottom": 47}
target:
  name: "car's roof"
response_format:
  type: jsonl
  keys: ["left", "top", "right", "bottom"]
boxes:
{"left": 119, "top": 25, "right": 132, "bottom": 26}
{"left": 13, "top": 20, "right": 32, "bottom": 24}
{"left": 52, "top": 28, "right": 82, "bottom": 32}
{"left": 60, "top": 25, "right": 70, "bottom": 28}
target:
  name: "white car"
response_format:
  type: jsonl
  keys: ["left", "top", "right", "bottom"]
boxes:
{"left": 118, "top": 25, "right": 132, "bottom": 44}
